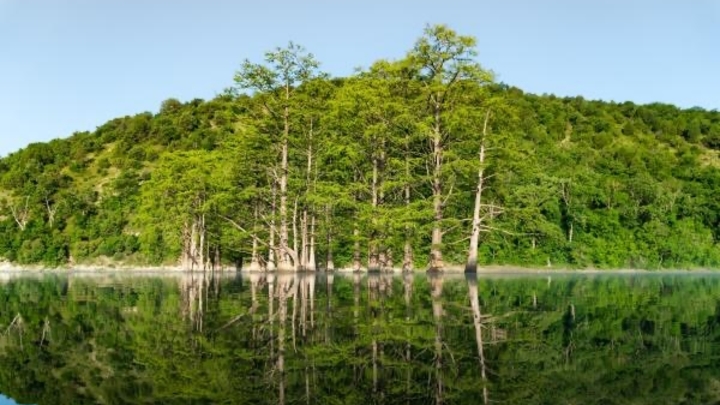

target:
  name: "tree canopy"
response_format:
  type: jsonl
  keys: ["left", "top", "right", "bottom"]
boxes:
{"left": 1, "top": 24, "right": 720, "bottom": 270}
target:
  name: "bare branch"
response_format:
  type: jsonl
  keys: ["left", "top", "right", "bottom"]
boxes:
{"left": 218, "top": 214, "right": 269, "bottom": 248}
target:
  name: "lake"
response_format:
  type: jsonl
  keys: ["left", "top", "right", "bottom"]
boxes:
{"left": 1, "top": 271, "right": 719, "bottom": 404}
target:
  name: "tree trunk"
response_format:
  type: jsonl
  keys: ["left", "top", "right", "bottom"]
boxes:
{"left": 199, "top": 214, "right": 206, "bottom": 271}
{"left": 190, "top": 219, "right": 198, "bottom": 270}
{"left": 301, "top": 209, "right": 308, "bottom": 271}
{"left": 353, "top": 227, "right": 361, "bottom": 272}
{"left": 291, "top": 198, "right": 299, "bottom": 271}
{"left": 278, "top": 99, "right": 291, "bottom": 272}
{"left": 10, "top": 196, "right": 30, "bottom": 231}
{"left": 326, "top": 206, "right": 334, "bottom": 272}
{"left": 369, "top": 148, "right": 380, "bottom": 272}
{"left": 45, "top": 197, "right": 56, "bottom": 227}
{"left": 403, "top": 130, "right": 414, "bottom": 273}
{"left": 402, "top": 169, "right": 413, "bottom": 273}
{"left": 248, "top": 204, "right": 262, "bottom": 271}
{"left": 466, "top": 110, "right": 490, "bottom": 274}
{"left": 268, "top": 181, "right": 277, "bottom": 271}
{"left": 430, "top": 142, "right": 444, "bottom": 270}
{"left": 303, "top": 121, "right": 316, "bottom": 272}
{"left": 307, "top": 215, "right": 316, "bottom": 271}
{"left": 403, "top": 242, "right": 413, "bottom": 273}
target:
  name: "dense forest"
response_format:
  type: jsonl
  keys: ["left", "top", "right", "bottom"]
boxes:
{"left": 1, "top": 273, "right": 720, "bottom": 404}
{"left": 1, "top": 24, "right": 720, "bottom": 270}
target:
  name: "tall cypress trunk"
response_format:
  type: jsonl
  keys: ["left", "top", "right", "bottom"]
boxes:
{"left": 301, "top": 209, "right": 308, "bottom": 271}
{"left": 369, "top": 148, "right": 380, "bottom": 271}
{"left": 278, "top": 88, "right": 292, "bottom": 272}
{"left": 325, "top": 205, "right": 334, "bottom": 271}
{"left": 190, "top": 218, "right": 199, "bottom": 270}
{"left": 304, "top": 121, "right": 316, "bottom": 272}
{"left": 466, "top": 110, "right": 490, "bottom": 273}
{"left": 248, "top": 204, "right": 262, "bottom": 272}
{"left": 199, "top": 213, "right": 206, "bottom": 271}
{"left": 352, "top": 170, "right": 362, "bottom": 272}
{"left": 268, "top": 181, "right": 277, "bottom": 271}
{"left": 292, "top": 198, "right": 299, "bottom": 271}
{"left": 403, "top": 135, "right": 414, "bottom": 273}
{"left": 430, "top": 99, "right": 444, "bottom": 271}
{"left": 308, "top": 215, "right": 317, "bottom": 271}
{"left": 353, "top": 228, "right": 361, "bottom": 272}
{"left": 378, "top": 138, "right": 388, "bottom": 272}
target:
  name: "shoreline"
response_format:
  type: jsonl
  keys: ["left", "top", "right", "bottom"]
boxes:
{"left": 1, "top": 260, "right": 718, "bottom": 275}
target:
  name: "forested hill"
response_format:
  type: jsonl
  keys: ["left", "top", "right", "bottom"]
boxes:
{"left": 1, "top": 25, "right": 720, "bottom": 270}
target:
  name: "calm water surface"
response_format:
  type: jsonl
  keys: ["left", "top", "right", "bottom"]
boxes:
{"left": 1, "top": 271, "right": 720, "bottom": 404}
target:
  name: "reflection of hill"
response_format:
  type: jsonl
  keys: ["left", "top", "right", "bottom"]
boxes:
{"left": 1, "top": 273, "right": 720, "bottom": 404}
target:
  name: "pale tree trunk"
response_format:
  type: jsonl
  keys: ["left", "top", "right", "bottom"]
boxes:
{"left": 181, "top": 222, "right": 191, "bottom": 270}
{"left": 378, "top": 139, "right": 388, "bottom": 272}
{"left": 10, "top": 196, "right": 30, "bottom": 231}
{"left": 307, "top": 215, "right": 316, "bottom": 271}
{"left": 430, "top": 100, "right": 445, "bottom": 271}
{"left": 403, "top": 181, "right": 414, "bottom": 273}
{"left": 466, "top": 110, "right": 490, "bottom": 274}
{"left": 301, "top": 210, "right": 308, "bottom": 270}
{"left": 248, "top": 204, "right": 262, "bottom": 271}
{"left": 368, "top": 149, "right": 380, "bottom": 271}
{"left": 403, "top": 130, "right": 414, "bottom": 273}
{"left": 199, "top": 214, "right": 206, "bottom": 271}
{"left": 325, "top": 205, "right": 334, "bottom": 271}
{"left": 430, "top": 153, "right": 444, "bottom": 271}
{"left": 45, "top": 197, "right": 56, "bottom": 227}
{"left": 278, "top": 91, "right": 292, "bottom": 272}
{"left": 403, "top": 241, "right": 413, "bottom": 273}
{"left": 267, "top": 181, "right": 277, "bottom": 271}
{"left": 190, "top": 220, "right": 198, "bottom": 270}
{"left": 353, "top": 228, "right": 361, "bottom": 272}
{"left": 249, "top": 238, "right": 261, "bottom": 272}
{"left": 292, "top": 198, "right": 299, "bottom": 271}
{"left": 303, "top": 121, "right": 317, "bottom": 272}
{"left": 382, "top": 249, "right": 392, "bottom": 272}
{"left": 467, "top": 275, "right": 490, "bottom": 405}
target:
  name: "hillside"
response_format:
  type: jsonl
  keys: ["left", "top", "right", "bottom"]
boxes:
{"left": 1, "top": 25, "right": 720, "bottom": 270}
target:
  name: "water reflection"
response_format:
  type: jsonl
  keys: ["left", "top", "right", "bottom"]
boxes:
{"left": 1, "top": 272, "right": 720, "bottom": 404}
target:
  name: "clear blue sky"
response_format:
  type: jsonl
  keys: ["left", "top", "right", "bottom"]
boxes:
{"left": 0, "top": 0, "right": 718, "bottom": 157}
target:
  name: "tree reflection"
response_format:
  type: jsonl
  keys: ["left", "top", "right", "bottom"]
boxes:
{"left": 2, "top": 273, "right": 720, "bottom": 404}
{"left": 466, "top": 274, "right": 489, "bottom": 405}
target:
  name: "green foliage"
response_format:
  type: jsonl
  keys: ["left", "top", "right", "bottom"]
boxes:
{"left": 0, "top": 24, "right": 719, "bottom": 269}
